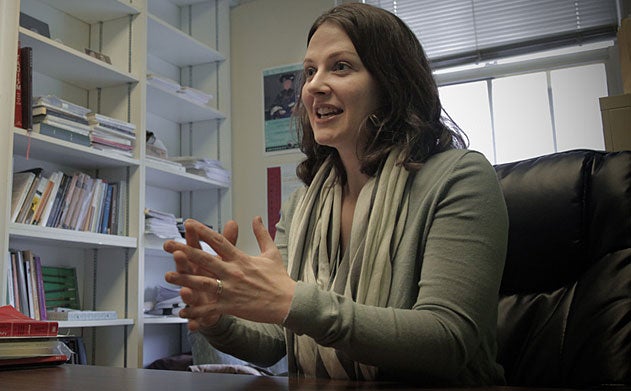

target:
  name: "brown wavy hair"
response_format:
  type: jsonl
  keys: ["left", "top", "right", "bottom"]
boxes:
{"left": 294, "top": 3, "right": 467, "bottom": 186}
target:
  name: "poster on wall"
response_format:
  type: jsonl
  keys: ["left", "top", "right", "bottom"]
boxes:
{"left": 262, "top": 63, "right": 302, "bottom": 154}
{"left": 266, "top": 163, "right": 303, "bottom": 238}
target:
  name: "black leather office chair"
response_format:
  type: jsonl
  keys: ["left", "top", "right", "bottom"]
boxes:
{"left": 494, "top": 149, "right": 631, "bottom": 388}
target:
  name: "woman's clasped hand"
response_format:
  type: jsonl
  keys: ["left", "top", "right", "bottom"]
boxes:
{"left": 163, "top": 217, "right": 296, "bottom": 330}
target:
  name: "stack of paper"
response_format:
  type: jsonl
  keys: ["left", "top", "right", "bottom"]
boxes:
{"left": 168, "top": 156, "right": 231, "bottom": 186}
{"left": 147, "top": 73, "right": 213, "bottom": 106}
{"left": 145, "top": 285, "right": 184, "bottom": 316}
{"left": 144, "top": 208, "right": 181, "bottom": 239}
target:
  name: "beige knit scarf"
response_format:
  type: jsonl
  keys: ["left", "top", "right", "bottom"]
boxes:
{"left": 287, "top": 149, "right": 410, "bottom": 380}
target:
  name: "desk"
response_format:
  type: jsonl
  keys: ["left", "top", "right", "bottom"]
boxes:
{"left": 0, "top": 364, "right": 587, "bottom": 390}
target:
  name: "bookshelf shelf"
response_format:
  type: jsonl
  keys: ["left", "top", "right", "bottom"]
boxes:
{"left": 13, "top": 129, "right": 140, "bottom": 169}
{"left": 147, "top": 14, "right": 225, "bottom": 66}
{"left": 37, "top": 0, "right": 141, "bottom": 23}
{"left": 143, "top": 316, "right": 187, "bottom": 325}
{"left": 18, "top": 28, "right": 138, "bottom": 89}
{"left": 145, "top": 163, "right": 229, "bottom": 191}
{"left": 147, "top": 82, "right": 224, "bottom": 123}
{"left": 9, "top": 223, "right": 137, "bottom": 248}
{"left": 58, "top": 318, "right": 135, "bottom": 328}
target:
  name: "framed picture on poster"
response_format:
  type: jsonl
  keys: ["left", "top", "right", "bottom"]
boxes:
{"left": 262, "top": 63, "right": 302, "bottom": 154}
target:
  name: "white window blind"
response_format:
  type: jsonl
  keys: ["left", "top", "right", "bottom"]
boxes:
{"left": 363, "top": 0, "right": 618, "bottom": 68}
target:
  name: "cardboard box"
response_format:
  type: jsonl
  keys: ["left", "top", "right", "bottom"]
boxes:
{"left": 600, "top": 93, "right": 631, "bottom": 152}
{"left": 620, "top": 18, "right": 631, "bottom": 94}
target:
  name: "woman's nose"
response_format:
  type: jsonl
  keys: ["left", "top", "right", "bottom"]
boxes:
{"left": 305, "top": 71, "right": 330, "bottom": 95}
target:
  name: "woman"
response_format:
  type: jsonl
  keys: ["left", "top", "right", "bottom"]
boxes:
{"left": 164, "top": 3, "right": 508, "bottom": 385}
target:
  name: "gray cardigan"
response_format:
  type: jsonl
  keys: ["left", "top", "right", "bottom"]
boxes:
{"left": 201, "top": 149, "right": 509, "bottom": 385}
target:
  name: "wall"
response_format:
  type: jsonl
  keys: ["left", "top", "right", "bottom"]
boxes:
{"left": 230, "top": 0, "right": 333, "bottom": 253}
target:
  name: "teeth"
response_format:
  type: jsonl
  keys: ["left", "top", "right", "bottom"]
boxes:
{"left": 316, "top": 107, "right": 341, "bottom": 117}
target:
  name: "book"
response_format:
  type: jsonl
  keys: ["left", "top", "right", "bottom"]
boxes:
{"left": 73, "top": 177, "right": 95, "bottom": 230}
{"left": 23, "top": 176, "right": 49, "bottom": 225}
{"left": 19, "top": 46, "right": 33, "bottom": 131}
{"left": 14, "top": 168, "right": 43, "bottom": 224}
{"left": 22, "top": 252, "right": 37, "bottom": 319}
{"left": 46, "top": 309, "right": 117, "bottom": 321}
{"left": 11, "top": 170, "right": 37, "bottom": 223}
{"left": 32, "top": 105, "right": 90, "bottom": 125}
{"left": 45, "top": 173, "right": 70, "bottom": 228}
{"left": 32, "top": 121, "right": 91, "bottom": 147}
{"left": 37, "top": 171, "right": 63, "bottom": 227}
{"left": 10, "top": 252, "right": 24, "bottom": 315}
{"left": 0, "top": 338, "right": 68, "bottom": 369}
{"left": 33, "top": 256, "right": 47, "bottom": 320}
{"left": 33, "top": 95, "right": 90, "bottom": 117}
{"left": 66, "top": 175, "right": 92, "bottom": 230}
{"left": 0, "top": 305, "right": 58, "bottom": 337}
{"left": 14, "top": 41, "right": 22, "bottom": 128}
{"left": 0, "top": 339, "right": 63, "bottom": 357}
{"left": 55, "top": 173, "right": 79, "bottom": 228}
{"left": 41, "top": 266, "right": 79, "bottom": 310}
{"left": 84, "top": 179, "right": 103, "bottom": 232}
{"left": 116, "top": 180, "right": 127, "bottom": 236}
{"left": 0, "top": 354, "right": 67, "bottom": 368}
{"left": 100, "top": 184, "right": 113, "bottom": 234}
{"left": 7, "top": 252, "right": 20, "bottom": 311}
{"left": 34, "top": 113, "right": 92, "bottom": 133}
{"left": 30, "top": 177, "right": 54, "bottom": 226}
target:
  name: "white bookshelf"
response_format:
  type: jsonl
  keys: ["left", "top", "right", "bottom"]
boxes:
{"left": 0, "top": 0, "right": 232, "bottom": 368}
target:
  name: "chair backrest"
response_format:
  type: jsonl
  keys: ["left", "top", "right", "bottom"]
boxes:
{"left": 493, "top": 149, "right": 631, "bottom": 387}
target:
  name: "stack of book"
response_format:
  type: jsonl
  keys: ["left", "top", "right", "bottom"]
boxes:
{"left": 0, "top": 305, "right": 71, "bottom": 368}
{"left": 168, "top": 156, "right": 231, "bottom": 186}
{"left": 10, "top": 168, "right": 127, "bottom": 236}
{"left": 31, "top": 95, "right": 91, "bottom": 147}
{"left": 87, "top": 112, "right": 136, "bottom": 157}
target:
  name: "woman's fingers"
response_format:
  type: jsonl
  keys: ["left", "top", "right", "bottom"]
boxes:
{"left": 252, "top": 216, "right": 281, "bottom": 259}
{"left": 184, "top": 219, "right": 203, "bottom": 250}
{"left": 165, "top": 270, "right": 223, "bottom": 296}
{"left": 189, "top": 220, "right": 245, "bottom": 262}
{"left": 223, "top": 219, "right": 239, "bottom": 246}
{"left": 165, "top": 240, "right": 228, "bottom": 277}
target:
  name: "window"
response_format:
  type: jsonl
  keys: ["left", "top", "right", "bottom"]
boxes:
{"left": 362, "top": 0, "right": 618, "bottom": 163}
{"left": 438, "top": 62, "right": 608, "bottom": 164}
{"left": 362, "top": 0, "right": 618, "bottom": 68}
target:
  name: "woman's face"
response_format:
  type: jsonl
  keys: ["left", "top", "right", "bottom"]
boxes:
{"left": 301, "top": 22, "right": 380, "bottom": 154}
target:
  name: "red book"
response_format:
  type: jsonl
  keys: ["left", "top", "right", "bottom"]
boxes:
{"left": 14, "top": 42, "right": 22, "bottom": 128}
{"left": 19, "top": 46, "right": 33, "bottom": 131}
{"left": 0, "top": 354, "right": 67, "bottom": 368}
{"left": 0, "top": 305, "right": 58, "bottom": 338}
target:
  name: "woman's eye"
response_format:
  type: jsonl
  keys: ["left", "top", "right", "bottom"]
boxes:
{"left": 333, "top": 62, "right": 350, "bottom": 71}
{"left": 304, "top": 68, "right": 316, "bottom": 77}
